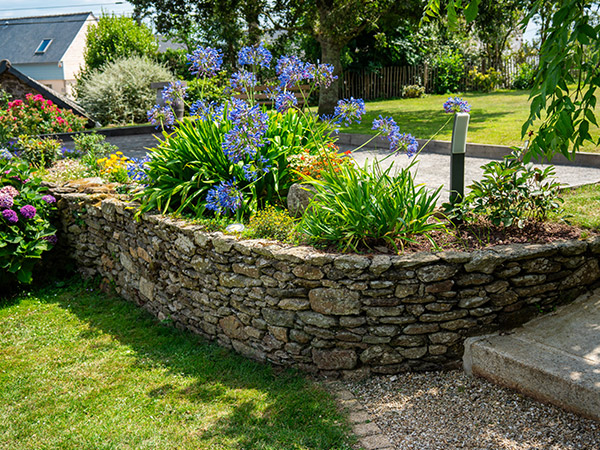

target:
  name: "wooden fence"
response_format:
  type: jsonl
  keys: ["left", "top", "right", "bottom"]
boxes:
{"left": 340, "top": 57, "right": 539, "bottom": 100}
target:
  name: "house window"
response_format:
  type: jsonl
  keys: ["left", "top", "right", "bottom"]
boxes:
{"left": 35, "top": 39, "right": 52, "bottom": 54}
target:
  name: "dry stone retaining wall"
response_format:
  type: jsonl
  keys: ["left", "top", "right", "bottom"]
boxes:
{"left": 51, "top": 186, "right": 600, "bottom": 378}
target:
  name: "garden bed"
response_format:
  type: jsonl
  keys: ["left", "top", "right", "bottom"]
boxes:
{"left": 49, "top": 180, "right": 600, "bottom": 379}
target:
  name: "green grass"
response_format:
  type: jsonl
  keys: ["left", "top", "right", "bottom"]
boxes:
{"left": 0, "top": 280, "right": 353, "bottom": 450}
{"left": 555, "top": 183, "right": 600, "bottom": 229}
{"left": 341, "top": 90, "right": 600, "bottom": 153}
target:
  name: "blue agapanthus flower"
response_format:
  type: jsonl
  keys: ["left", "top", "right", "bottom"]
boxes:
{"left": 443, "top": 97, "right": 471, "bottom": 114}
{"left": 372, "top": 116, "right": 418, "bottom": 157}
{"left": 162, "top": 80, "right": 188, "bottom": 105}
{"left": 186, "top": 46, "right": 223, "bottom": 77}
{"left": 276, "top": 55, "right": 311, "bottom": 88}
{"left": 309, "top": 62, "right": 337, "bottom": 88}
{"left": 127, "top": 155, "right": 151, "bottom": 183}
{"left": 333, "top": 97, "right": 366, "bottom": 126}
{"left": 189, "top": 99, "right": 225, "bottom": 122}
{"left": 238, "top": 43, "right": 272, "bottom": 69}
{"left": 0, "top": 148, "right": 13, "bottom": 160}
{"left": 147, "top": 105, "right": 175, "bottom": 129}
{"left": 274, "top": 91, "right": 298, "bottom": 113}
{"left": 230, "top": 69, "right": 258, "bottom": 92}
{"left": 222, "top": 101, "right": 269, "bottom": 163}
{"left": 205, "top": 179, "right": 243, "bottom": 215}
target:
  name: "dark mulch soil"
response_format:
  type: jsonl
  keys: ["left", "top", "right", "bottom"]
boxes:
{"left": 400, "top": 219, "right": 593, "bottom": 254}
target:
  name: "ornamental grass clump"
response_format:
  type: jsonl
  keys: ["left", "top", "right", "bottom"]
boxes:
{"left": 0, "top": 156, "right": 58, "bottom": 286}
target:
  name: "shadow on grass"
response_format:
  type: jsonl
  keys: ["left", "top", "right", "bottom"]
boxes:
{"left": 34, "top": 278, "right": 353, "bottom": 450}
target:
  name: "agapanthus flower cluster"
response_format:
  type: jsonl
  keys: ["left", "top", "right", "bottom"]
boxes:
{"left": 242, "top": 155, "right": 271, "bottom": 181}
{"left": 0, "top": 149, "right": 12, "bottom": 160}
{"left": 60, "top": 147, "right": 85, "bottom": 159}
{"left": 274, "top": 91, "right": 298, "bottom": 113}
{"left": 187, "top": 46, "right": 223, "bottom": 77}
{"left": 147, "top": 105, "right": 175, "bottom": 130}
{"left": 189, "top": 99, "right": 225, "bottom": 122}
{"left": 230, "top": 70, "right": 258, "bottom": 92}
{"left": 41, "top": 195, "right": 56, "bottom": 204}
{"left": 20, "top": 204, "right": 36, "bottom": 219}
{"left": 238, "top": 43, "right": 272, "bottom": 69}
{"left": 276, "top": 55, "right": 312, "bottom": 88}
{"left": 2, "top": 208, "right": 17, "bottom": 224}
{"left": 333, "top": 97, "right": 366, "bottom": 126}
{"left": 127, "top": 156, "right": 151, "bottom": 183}
{"left": 222, "top": 100, "right": 269, "bottom": 163}
{"left": 0, "top": 193, "right": 13, "bottom": 209}
{"left": 162, "top": 81, "right": 188, "bottom": 105}
{"left": 443, "top": 97, "right": 471, "bottom": 114}
{"left": 205, "top": 179, "right": 243, "bottom": 214}
{"left": 310, "top": 62, "right": 337, "bottom": 88}
{"left": 372, "top": 115, "right": 419, "bottom": 157}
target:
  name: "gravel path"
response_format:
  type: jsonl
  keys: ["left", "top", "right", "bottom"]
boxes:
{"left": 341, "top": 371, "right": 600, "bottom": 450}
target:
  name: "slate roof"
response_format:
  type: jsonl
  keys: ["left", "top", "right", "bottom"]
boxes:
{"left": 0, "top": 12, "right": 95, "bottom": 65}
{"left": 0, "top": 59, "right": 94, "bottom": 126}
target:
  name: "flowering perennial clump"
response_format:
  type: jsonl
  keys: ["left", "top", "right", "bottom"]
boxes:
{"left": 222, "top": 101, "right": 269, "bottom": 163}
{"left": 162, "top": 81, "right": 188, "bottom": 105}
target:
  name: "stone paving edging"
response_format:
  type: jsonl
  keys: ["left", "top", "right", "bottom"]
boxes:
{"left": 326, "top": 382, "right": 395, "bottom": 450}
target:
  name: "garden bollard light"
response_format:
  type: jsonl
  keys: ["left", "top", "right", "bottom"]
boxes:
{"left": 450, "top": 112, "right": 470, "bottom": 206}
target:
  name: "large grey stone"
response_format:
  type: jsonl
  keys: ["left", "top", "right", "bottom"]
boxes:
{"left": 309, "top": 288, "right": 361, "bottom": 315}
{"left": 287, "top": 183, "right": 316, "bottom": 217}
{"left": 312, "top": 348, "right": 358, "bottom": 370}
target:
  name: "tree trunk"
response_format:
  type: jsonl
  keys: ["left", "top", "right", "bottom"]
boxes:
{"left": 318, "top": 38, "right": 343, "bottom": 116}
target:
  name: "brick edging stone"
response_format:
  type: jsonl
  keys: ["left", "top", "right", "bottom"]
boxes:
{"left": 49, "top": 183, "right": 600, "bottom": 379}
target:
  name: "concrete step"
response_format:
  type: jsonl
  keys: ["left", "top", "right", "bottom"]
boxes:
{"left": 463, "top": 289, "right": 600, "bottom": 421}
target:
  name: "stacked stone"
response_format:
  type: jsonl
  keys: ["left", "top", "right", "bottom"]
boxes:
{"left": 51, "top": 185, "right": 600, "bottom": 378}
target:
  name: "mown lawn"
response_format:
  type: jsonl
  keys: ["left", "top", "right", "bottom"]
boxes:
{"left": 556, "top": 183, "right": 600, "bottom": 230}
{"left": 0, "top": 280, "right": 353, "bottom": 450}
{"left": 340, "top": 90, "right": 600, "bottom": 153}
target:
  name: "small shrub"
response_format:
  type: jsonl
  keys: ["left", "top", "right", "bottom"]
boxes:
{"left": 300, "top": 159, "right": 443, "bottom": 252}
{"left": 432, "top": 51, "right": 465, "bottom": 94}
{"left": 455, "top": 149, "right": 564, "bottom": 227}
{"left": 245, "top": 205, "right": 297, "bottom": 242}
{"left": 0, "top": 156, "right": 58, "bottom": 286}
{"left": 0, "top": 93, "right": 86, "bottom": 143}
{"left": 77, "top": 56, "right": 174, "bottom": 125}
{"left": 16, "top": 136, "right": 63, "bottom": 168}
{"left": 186, "top": 74, "right": 230, "bottom": 105}
{"left": 468, "top": 68, "right": 502, "bottom": 92}
{"left": 402, "top": 85, "right": 426, "bottom": 98}
{"left": 512, "top": 63, "right": 536, "bottom": 90}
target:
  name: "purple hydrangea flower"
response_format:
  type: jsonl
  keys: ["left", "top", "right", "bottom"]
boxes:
{"left": 0, "top": 186, "right": 19, "bottom": 198}
{"left": 42, "top": 234, "right": 58, "bottom": 245}
{"left": 186, "top": 46, "right": 223, "bottom": 77}
{"left": 333, "top": 97, "right": 366, "bottom": 126}
{"left": 0, "top": 193, "right": 13, "bottom": 209}
{"left": 161, "top": 81, "right": 188, "bottom": 105}
{"left": 222, "top": 101, "right": 269, "bottom": 163}
{"left": 238, "top": 43, "right": 272, "bottom": 69}
{"left": 274, "top": 91, "right": 298, "bottom": 113}
{"left": 2, "top": 209, "right": 18, "bottom": 224}
{"left": 20, "top": 205, "right": 36, "bottom": 219}
{"left": 147, "top": 105, "right": 175, "bottom": 130}
{"left": 309, "top": 62, "right": 337, "bottom": 88}
{"left": 205, "top": 179, "right": 243, "bottom": 215}
{"left": 41, "top": 195, "right": 56, "bottom": 204}
{"left": 443, "top": 97, "right": 471, "bottom": 114}
{"left": 230, "top": 70, "right": 258, "bottom": 92}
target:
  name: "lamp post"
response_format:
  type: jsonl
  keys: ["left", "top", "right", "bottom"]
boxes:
{"left": 449, "top": 112, "right": 470, "bottom": 205}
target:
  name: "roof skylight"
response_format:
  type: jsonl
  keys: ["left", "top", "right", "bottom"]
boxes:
{"left": 35, "top": 39, "right": 52, "bottom": 54}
